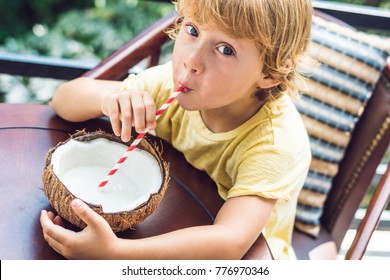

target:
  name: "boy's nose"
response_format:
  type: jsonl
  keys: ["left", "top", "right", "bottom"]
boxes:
{"left": 183, "top": 47, "right": 205, "bottom": 74}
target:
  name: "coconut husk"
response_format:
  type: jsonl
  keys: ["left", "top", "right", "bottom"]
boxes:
{"left": 42, "top": 130, "right": 170, "bottom": 232}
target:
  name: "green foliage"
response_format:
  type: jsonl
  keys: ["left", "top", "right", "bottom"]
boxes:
{"left": 0, "top": 0, "right": 94, "bottom": 43}
{"left": 1, "top": 1, "right": 174, "bottom": 60}
{"left": 0, "top": 0, "right": 174, "bottom": 104}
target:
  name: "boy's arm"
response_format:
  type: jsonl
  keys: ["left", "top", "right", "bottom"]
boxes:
{"left": 40, "top": 195, "right": 275, "bottom": 259}
{"left": 116, "top": 195, "right": 276, "bottom": 259}
{"left": 50, "top": 77, "right": 156, "bottom": 142}
{"left": 50, "top": 77, "right": 120, "bottom": 122}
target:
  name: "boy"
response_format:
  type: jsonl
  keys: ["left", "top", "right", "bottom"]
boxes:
{"left": 40, "top": 0, "right": 312, "bottom": 259}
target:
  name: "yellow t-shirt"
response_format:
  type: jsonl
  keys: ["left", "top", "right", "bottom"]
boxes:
{"left": 121, "top": 62, "right": 311, "bottom": 259}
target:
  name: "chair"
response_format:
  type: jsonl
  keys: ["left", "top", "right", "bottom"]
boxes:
{"left": 81, "top": 9, "right": 390, "bottom": 260}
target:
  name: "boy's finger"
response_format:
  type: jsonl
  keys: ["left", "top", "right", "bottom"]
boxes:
{"left": 108, "top": 99, "right": 121, "bottom": 137}
{"left": 53, "top": 215, "right": 65, "bottom": 227}
{"left": 143, "top": 93, "right": 157, "bottom": 129}
{"left": 70, "top": 199, "right": 105, "bottom": 229}
{"left": 40, "top": 210, "right": 71, "bottom": 247}
{"left": 131, "top": 93, "right": 147, "bottom": 133}
{"left": 118, "top": 95, "right": 132, "bottom": 142}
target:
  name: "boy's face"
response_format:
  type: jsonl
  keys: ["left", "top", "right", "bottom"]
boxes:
{"left": 172, "top": 17, "right": 269, "bottom": 112}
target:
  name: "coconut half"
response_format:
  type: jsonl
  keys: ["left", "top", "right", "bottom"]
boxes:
{"left": 42, "top": 130, "right": 170, "bottom": 232}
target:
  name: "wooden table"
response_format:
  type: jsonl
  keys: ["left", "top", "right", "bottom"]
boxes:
{"left": 0, "top": 103, "right": 272, "bottom": 260}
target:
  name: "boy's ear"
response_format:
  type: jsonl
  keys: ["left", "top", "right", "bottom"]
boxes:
{"left": 256, "top": 75, "right": 281, "bottom": 89}
{"left": 257, "top": 59, "right": 292, "bottom": 89}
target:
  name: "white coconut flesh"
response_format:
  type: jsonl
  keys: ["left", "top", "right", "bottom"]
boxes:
{"left": 50, "top": 138, "right": 163, "bottom": 213}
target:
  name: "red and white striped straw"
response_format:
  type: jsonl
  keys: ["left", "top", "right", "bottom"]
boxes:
{"left": 98, "top": 85, "right": 184, "bottom": 188}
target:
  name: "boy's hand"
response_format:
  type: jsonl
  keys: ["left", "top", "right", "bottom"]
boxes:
{"left": 101, "top": 89, "right": 156, "bottom": 142}
{"left": 40, "top": 199, "right": 118, "bottom": 260}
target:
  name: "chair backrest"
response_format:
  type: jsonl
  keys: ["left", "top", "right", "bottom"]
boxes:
{"left": 291, "top": 13, "right": 390, "bottom": 259}
{"left": 293, "top": 12, "right": 390, "bottom": 259}
{"left": 82, "top": 10, "right": 390, "bottom": 260}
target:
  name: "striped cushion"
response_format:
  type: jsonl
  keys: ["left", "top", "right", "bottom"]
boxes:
{"left": 294, "top": 15, "right": 390, "bottom": 237}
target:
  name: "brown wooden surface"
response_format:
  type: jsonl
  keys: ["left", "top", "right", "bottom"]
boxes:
{"left": 0, "top": 103, "right": 272, "bottom": 260}
{"left": 345, "top": 162, "right": 390, "bottom": 259}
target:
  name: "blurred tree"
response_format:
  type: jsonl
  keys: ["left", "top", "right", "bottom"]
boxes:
{"left": 1, "top": 0, "right": 173, "bottom": 59}
{"left": 0, "top": 0, "right": 174, "bottom": 104}
{"left": 0, "top": 0, "right": 94, "bottom": 43}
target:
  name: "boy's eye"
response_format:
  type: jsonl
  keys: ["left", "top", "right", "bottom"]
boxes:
{"left": 217, "top": 45, "right": 235, "bottom": 56}
{"left": 186, "top": 25, "right": 198, "bottom": 37}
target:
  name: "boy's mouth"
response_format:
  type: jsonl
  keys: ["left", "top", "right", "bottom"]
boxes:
{"left": 178, "top": 82, "right": 192, "bottom": 94}
{"left": 181, "top": 86, "right": 192, "bottom": 94}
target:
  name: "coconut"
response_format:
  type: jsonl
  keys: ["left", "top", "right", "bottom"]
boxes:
{"left": 42, "top": 130, "right": 170, "bottom": 232}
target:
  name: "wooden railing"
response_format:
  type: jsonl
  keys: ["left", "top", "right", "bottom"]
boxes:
{"left": 313, "top": 0, "right": 390, "bottom": 31}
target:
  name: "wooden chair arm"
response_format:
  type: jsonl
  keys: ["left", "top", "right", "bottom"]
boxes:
{"left": 345, "top": 58, "right": 390, "bottom": 260}
{"left": 345, "top": 162, "right": 390, "bottom": 259}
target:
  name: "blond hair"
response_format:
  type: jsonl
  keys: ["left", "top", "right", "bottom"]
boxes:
{"left": 168, "top": 0, "right": 313, "bottom": 102}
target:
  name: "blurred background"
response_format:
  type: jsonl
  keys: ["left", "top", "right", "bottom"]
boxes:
{"left": 0, "top": 0, "right": 175, "bottom": 103}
